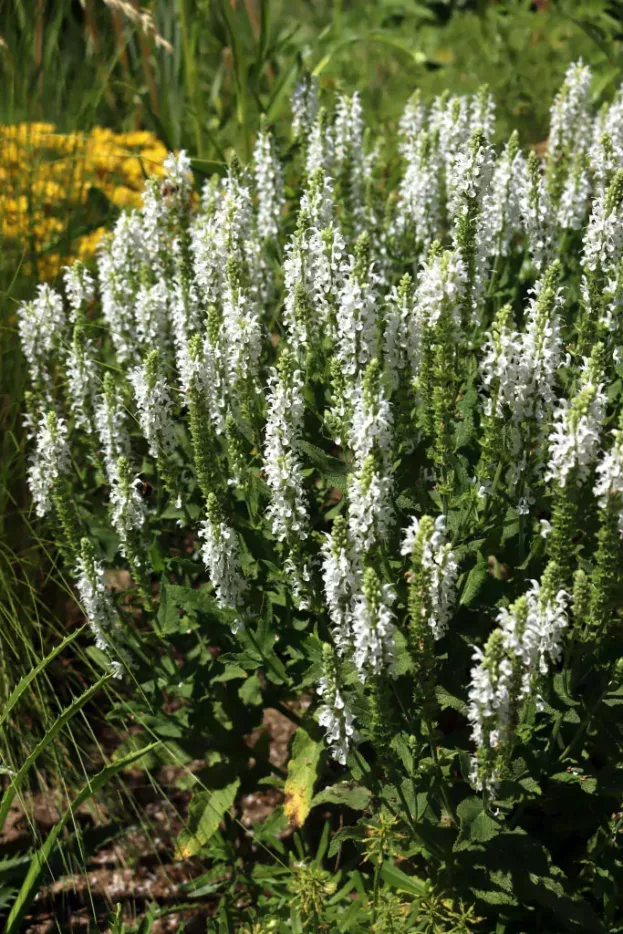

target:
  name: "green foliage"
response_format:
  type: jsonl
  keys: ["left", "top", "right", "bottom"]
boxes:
{"left": 6, "top": 3, "right": 623, "bottom": 932}
{"left": 283, "top": 724, "right": 324, "bottom": 827}
{"left": 176, "top": 778, "right": 240, "bottom": 858}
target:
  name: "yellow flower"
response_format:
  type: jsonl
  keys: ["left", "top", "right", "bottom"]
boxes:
{"left": 0, "top": 121, "right": 170, "bottom": 275}
{"left": 75, "top": 226, "right": 107, "bottom": 261}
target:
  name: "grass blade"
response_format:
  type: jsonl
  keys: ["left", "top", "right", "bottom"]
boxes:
{"left": 0, "top": 624, "right": 87, "bottom": 731}
{"left": 0, "top": 673, "right": 112, "bottom": 829}
{"left": 5, "top": 742, "right": 160, "bottom": 934}
{"left": 217, "top": 0, "right": 250, "bottom": 159}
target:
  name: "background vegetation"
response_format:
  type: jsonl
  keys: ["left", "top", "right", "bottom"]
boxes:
{"left": 1, "top": 1, "right": 623, "bottom": 931}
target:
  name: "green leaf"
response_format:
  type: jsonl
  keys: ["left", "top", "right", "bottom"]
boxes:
{"left": 311, "top": 782, "right": 372, "bottom": 811}
{"left": 298, "top": 439, "right": 350, "bottom": 492}
{"left": 328, "top": 825, "right": 365, "bottom": 858}
{"left": 189, "top": 157, "right": 228, "bottom": 179}
{"left": 238, "top": 673, "right": 262, "bottom": 706}
{"left": 175, "top": 779, "right": 240, "bottom": 859}
{"left": 435, "top": 685, "right": 468, "bottom": 716}
{"left": 213, "top": 663, "right": 248, "bottom": 683}
{"left": 380, "top": 861, "right": 427, "bottom": 897}
{"left": 158, "top": 580, "right": 221, "bottom": 633}
{"left": 283, "top": 724, "right": 324, "bottom": 827}
{"left": 550, "top": 771, "right": 597, "bottom": 794}
{"left": 455, "top": 796, "right": 501, "bottom": 850}
{"left": 459, "top": 554, "right": 488, "bottom": 607}
{"left": 552, "top": 672, "right": 579, "bottom": 708}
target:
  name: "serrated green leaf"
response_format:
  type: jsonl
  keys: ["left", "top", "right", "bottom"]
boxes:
{"left": 158, "top": 580, "right": 221, "bottom": 634}
{"left": 460, "top": 555, "right": 488, "bottom": 606}
{"left": 298, "top": 439, "right": 350, "bottom": 492}
{"left": 455, "top": 796, "right": 501, "bottom": 850}
{"left": 435, "top": 685, "right": 468, "bottom": 716}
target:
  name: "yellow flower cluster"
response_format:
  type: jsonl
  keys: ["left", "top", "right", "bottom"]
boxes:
{"left": 0, "top": 122, "right": 168, "bottom": 280}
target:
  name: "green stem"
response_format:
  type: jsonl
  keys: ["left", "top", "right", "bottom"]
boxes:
{"left": 425, "top": 717, "right": 457, "bottom": 829}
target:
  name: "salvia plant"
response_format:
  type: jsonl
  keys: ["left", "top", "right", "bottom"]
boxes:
{"left": 18, "top": 64, "right": 623, "bottom": 932}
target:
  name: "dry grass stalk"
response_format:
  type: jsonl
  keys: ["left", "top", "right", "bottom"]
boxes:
{"left": 101, "top": 0, "right": 174, "bottom": 54}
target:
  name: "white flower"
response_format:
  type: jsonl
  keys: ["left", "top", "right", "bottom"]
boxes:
{"left": 594, "top": 424, "right": 623, "bottom": 534}
{"left": 401, "top": 515, "right": 458, "bottom": 640}
{"left": 191, "top": 172, "right": 270, "bottom": 315}
{"left": 394, "top": 128, "right": 443, "bottom": 254}
{"left": 481, "top": 135, "right": 526, "bottom": 259}
{"left": 433, "top": 94, "right": 471, "bottom": 189}
{"left": 66, "top": 331, "right": 98, "bottom": 434}
{"left": 349, "top": 371, "right": 393, "bottom": 468}
{"left": 557, "top": 155, "right": 592, "bottom": 230}
{"left": 222, "top": 277, "right": 264, "bottom": 401}
{"left": 291, "top": 74, "right": 319, "bottom": 141}
{"left": 286, "top": 222, "right": 346, "bottom": 354}
{"left": 515, "top": 273, "right": 564, "bottom": 420}
{"left": 179, "top": 332, "right": 227, "bottom": 436}
{"left": 98, "top": 211, "right": 145, "bottom": 363}
{"left": 591, "top": 92, "right": 623, "bottom": 191}
{"left": 414, "top": 247, "right": 466, "bottom": 351}
{"left": 129, "top": 359, "right": 177, "bottom": 460}
{"left": 18, "top": 284, "right": 66, "bottom": 385}
{"left": 263, "top": 359, "right": 309, "bottom": 543}
{"left": 450, "top": 131, "right": 496, "bottom": 316}
{"left": 480, "top": 306, "right": 520, "bottom": 418}
{"left": 334, "top": 93, "right": 372, "bottom": 234}
{"left": 582, "top": 188, "right": 623, "bottom": 277}
{"left": 63, "top": 262, "right": 95, "bottom": 320}
{"left": 520, "top": 154, "right": 556, "bottom": 271}
{"left": 317, "top": 682, "right": 358, "bottom": 765}
{"left": 163, "top": 149, "right": 194, "bottom": 203}
{"left": 305, "top": 108, "right": 335, "bottom": 178}
{"left": 321, "top": 519, "right": 361, "bottom": 654}
{"left": 27, "top": 410, "right": 71, "bottom": 518}
{"left": 382, "top": 278, "right": 415, "bottom": 393}
{"left": 398, "top": 93, "right": 426, "bottom": 157}
{"left": 468, "top": 573, "right": 568, "bottom": 791}
{"left": 253, "top": 129, "right": 284, "bottom": 241}
{"left": 499, "top": 266, "right": 565, "bottom": 482}
{"left": 351, "top": 569, "right": 396, "bottom": 681}
{"left": 140, "top": 153, "right": 193, "bottom": 277}
{"left": 135, "top": 280, "right": 170, "bottom": 351}
{"left": 76, "top": 549, "right": 125, "bottom": 677}
{"left": 199, "top": 512, "right": 246, "bottom": 625}
{"left": 588, "top": 131, "right": 618, "bottom": 195}
{"left": 581, "top": 173, "right": 623, "bottom": 327}
{"left": 471, "top": 87, "right": 496, "bottom": 141}
{"left": 548, "top": 60, "right": 592, "bottom": 164}
{"left": 282, "top": 179, "right": 344, "bottom": 361}
{"left": 348, "top": 456, "right": 394, "bottom": 553}
{"left": 335, "top": 256, "right": 381, "bottom": 407}
{"left": 109, "top": 472, "right": 149, "bottom": 560}
{"left": 448, "top": 131, "right": 495, "bottom": 222}
{"left": 94, "top": 377, "right": 132, "bottom": 486}
{"left": 546, "top": 357, "right": 606, "bottom": 488}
